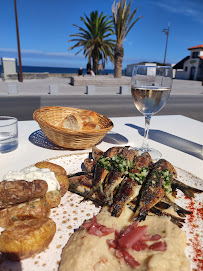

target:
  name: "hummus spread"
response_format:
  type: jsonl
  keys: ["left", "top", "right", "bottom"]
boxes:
{"left": 59, "top": 207, "right": 190, "bottom": 271}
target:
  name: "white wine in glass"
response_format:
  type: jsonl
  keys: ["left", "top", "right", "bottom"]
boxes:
{"left": 131, "top": 65, "right": 173, "bottom": 160}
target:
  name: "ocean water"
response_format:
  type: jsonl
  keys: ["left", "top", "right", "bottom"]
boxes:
{"left": 0, "top": 65, "right": 115, "bottom": 76}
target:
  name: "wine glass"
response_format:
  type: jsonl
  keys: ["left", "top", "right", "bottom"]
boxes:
{"left": 131, "top": 65, "right": 173, "bottom": 160}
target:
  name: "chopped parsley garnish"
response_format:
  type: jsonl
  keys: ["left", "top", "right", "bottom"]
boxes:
{"left": 97, "top": 156, "right": 112, "bottom": 171}
{"left": 97, "top": 153, "right": 173, "bottom": 194}
{"left": 144, "top": 168, "right": 173, "bottom": 193}
{"left": 97, "top": 154, "right": 133, "bottom": 173}
{"left": 97, "top": 155, "right": 149, "bottom": 185}
{"left": 160, "top": 169, "right": 173, "bottom": 194}
{"left": 128, "top": 167, "right": 149, "bottom": 185}
{"left": 111, "top": 154, "right": 133, "bottom": 173}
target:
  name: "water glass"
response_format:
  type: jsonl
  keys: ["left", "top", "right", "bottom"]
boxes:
{"left": 0, "top": 116, "right": 18, "bottom": 153}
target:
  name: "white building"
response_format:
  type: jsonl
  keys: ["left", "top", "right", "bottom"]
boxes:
{"left": 173, "top": 44, "right": 203, "bottom": 81}
{"left": 126, "top": 62, "right": 156, "bottom": 77}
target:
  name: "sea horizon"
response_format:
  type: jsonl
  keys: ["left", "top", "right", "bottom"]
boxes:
{"left": 0, "top": 65, "right": 115, "bottom": 76}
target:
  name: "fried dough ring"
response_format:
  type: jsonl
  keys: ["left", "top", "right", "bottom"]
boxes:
{"left": 35, "top": 161, "right": 66, "bottom": 175}
{"left": 0, "top": 179, "right": 48, "bottom": 209}
{"left": 0, "top": 198, "right": 51, "bottom": 228}
{"left": 45, "top": 190, "right": 61, "bottom": 208}
{"left": 35, "top": 161, "right": 69, "bottom": 196}
{"left": 0, "top": 218, "right": 56, "bottom": 260}
{"left": 54, "top": 172, "right": 69, "bottom": 196}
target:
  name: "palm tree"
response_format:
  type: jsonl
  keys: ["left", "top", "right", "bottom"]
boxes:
{"left": 112, "top": 0, "right": 142, "bottom": 78}
{"left": 68, "top": 11, "right": 115, "bottom": 75}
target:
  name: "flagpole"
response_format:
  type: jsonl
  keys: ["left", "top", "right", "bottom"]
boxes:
{"left": 14, "top": 0, "right": 23, "bottom": 82}
{"left": 162, "top": 23, "right": 170, "bottom": 66}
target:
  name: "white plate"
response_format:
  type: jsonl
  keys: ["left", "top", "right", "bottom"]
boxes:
{"left": 0, "top": 153, "right": 202, "bottom": 271}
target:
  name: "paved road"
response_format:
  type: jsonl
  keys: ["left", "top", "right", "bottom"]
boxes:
{"left": 0, "top": 95, "right": 202, "bottom": 122}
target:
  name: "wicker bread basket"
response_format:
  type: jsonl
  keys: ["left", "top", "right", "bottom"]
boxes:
{"left": 33, "top": 106, "right": 114, "bottom": 149}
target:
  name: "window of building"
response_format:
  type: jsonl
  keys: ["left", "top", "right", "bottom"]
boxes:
{"left": 184, "top": 66, "right": 188, "bottom": 71}
{"left": 192, "top": 51, "right": 199, "bottom": 58}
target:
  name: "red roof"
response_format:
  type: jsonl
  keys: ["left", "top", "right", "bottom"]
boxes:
{"left": 188, "top": 44, "right": 203, "bottom": 50}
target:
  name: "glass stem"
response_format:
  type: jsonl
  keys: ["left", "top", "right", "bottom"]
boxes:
{"left": 141, "top": 115, "right": 151, "bottom": 149}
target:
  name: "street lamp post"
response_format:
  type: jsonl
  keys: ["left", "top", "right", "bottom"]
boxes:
{"left": 162, "top": 23, "right": 170, "bottom": 66}
{"left": 14, "top": 0, "right": 23, "bottom": 82}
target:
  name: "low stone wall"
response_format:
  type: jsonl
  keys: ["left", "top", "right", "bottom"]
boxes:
{"left": 1, "top": 72, "right": 49, "bottom": 81}
{"left": 49, "top": 73, "right": 76, "bottom": 78}
{"left": 71, "top": 75, "right": 131, "bottom": 86}
{"left": 1, "top": 73, "right": 78, "bottom": 81}
{"left": 1, "top": 73, "right": 19, "bottom": 81}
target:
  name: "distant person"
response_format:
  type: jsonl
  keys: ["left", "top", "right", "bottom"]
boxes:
{"left": 86, "top": 62, "right": 91, "bottom": 75}
{"left": 90, "top": 70, "right": 95, "bottom": 77}
{"left": 78, "top": 67, "right": 83, "bottom": 77}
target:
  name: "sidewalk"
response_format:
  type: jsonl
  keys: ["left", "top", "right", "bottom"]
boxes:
{"left": 170, "top": 79, "right": 203, "bottom": 95}
{"left": 0, "top": 77, "right": 202, "bottom": 96}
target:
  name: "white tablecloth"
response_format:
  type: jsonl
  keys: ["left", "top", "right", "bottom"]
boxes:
{"left": 0, "top": 115, "right": 202, "bottom": 181}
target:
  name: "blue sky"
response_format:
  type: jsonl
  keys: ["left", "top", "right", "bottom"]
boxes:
{"left": 0, "top": 0, "right": 202, "bottom": 69}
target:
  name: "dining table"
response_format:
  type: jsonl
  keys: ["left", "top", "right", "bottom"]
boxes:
{"left": 0, "top": 115, "right": 202, "bottom": 180}
{"left": 0, "top": 114, "right": 202, "bottom": 271}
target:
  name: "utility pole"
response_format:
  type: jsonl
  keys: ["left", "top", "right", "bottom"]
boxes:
{"left": 162, "top": 23, "right": 170, "bottom": 66}
{"left": 14, "top": 0, "right": 23, "bottom": 82}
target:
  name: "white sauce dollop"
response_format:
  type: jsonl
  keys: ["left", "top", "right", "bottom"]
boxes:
{"left": 3, "top": 166, "right": 60, "bottom": 192}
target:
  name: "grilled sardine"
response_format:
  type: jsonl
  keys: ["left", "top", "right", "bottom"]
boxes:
{"left": 171, "top": 178, "right": 203, "bottom": 198}
{"left": 85, "top": 146, "right": 126, "bottom": 200}
{"left": 156, "top": 196, "right": 192, "bottom": 217}
{"left": 132, "top": 159, "right": 175, "bottom": 221}
{"left": 110, "top": 152, "right": 152, "bottom": 217}
{"left": 104, "top": 148, "right": 138, "bottom": 204}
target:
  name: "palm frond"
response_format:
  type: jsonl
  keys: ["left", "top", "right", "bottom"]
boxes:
{"left": 125, "top": 15, "right": 142, "bottom": 37}
{"left": 112, "top": 0, "right": 142, "bottom": 42}
{"left": 112, "top": 0, "right": 142, "bottom": 78}
{"left": 68, "top": 10, "right": 116, "bottom": 73}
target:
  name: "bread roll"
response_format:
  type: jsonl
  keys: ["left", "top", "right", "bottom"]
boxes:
{"left": 61, "top": 110, "right": 100, "bottom": 131}
{"left": 62, "top": 113, "right": 83, "bottom": 130}
{"left": 79, "top": 110, "right": 98, "bottom": 123}
{"left": 82, "top": 121, "right": 100, "bottom": 130}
